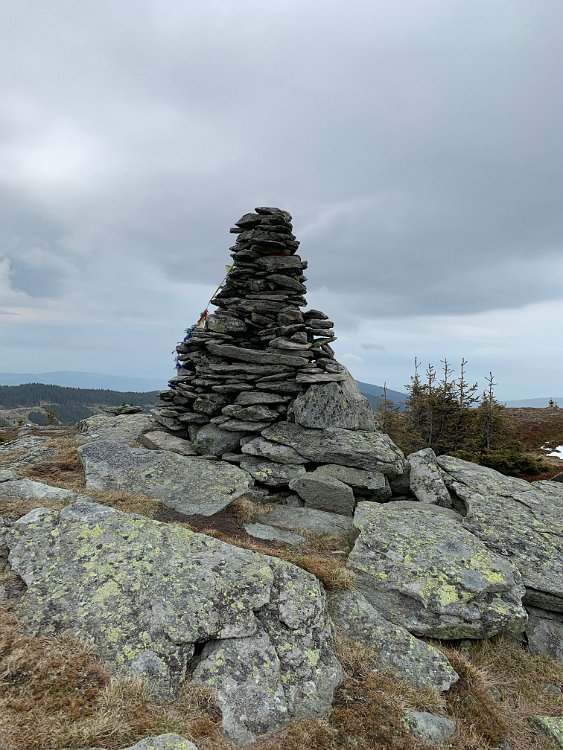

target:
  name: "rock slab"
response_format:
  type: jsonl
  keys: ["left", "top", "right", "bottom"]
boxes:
{"left": 138, "top": 431, "right": 199, "bottom": 456}
{"left": 408, "top": 448, "right": 451, "bottom": 506}
{"left": 262, "top": 422, "right": 405, "bottom": 475}
{"left": 439, "top": 456, "right": 563, "bottom": 612}
{"left": 348, "top": 503, "right": 527, "bottom": 639}
{"left": 526, "top": 606, "right": 563, "bottom": 663}
{"left": 78, "top": 440, "right": 252, "bottom": 516}
{"left": 244, "top": 523, "right": 306, "bottom": 545}
{"left": 329, "top": 591, "right": 458, "bottom": 691}
{"left": 0, "top": 473, "right": 92, "bottom": 504}
{"left": 255, "top": 506, "right": 355, "bottom": 544}
{"left": 7, "top": 502, "right": 341, "bottom": 745}
{"left": 77, "top": 413, "right": 155, "bottom": 445}
{"left": 289, "top": 472, "right": 355, "bottom": 516}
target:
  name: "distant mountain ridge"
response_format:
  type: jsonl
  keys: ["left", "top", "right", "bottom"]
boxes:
{"left": 0, "top": 371, "right": 166, "bottom": 392}
{"left": 0, "top": 372, "right": 553, "bottom": 409}
{"left": 356, "top": 381, "right": 408, "bottom": 410}
{"left": 0, "top": 383, "right": 158, "bottom": 425}
{"left": 503, "top": 397, "right": 563, "bottom": 408}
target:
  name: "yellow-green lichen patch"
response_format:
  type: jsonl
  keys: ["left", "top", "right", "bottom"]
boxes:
{"left": 348, "top": 505, "right": 527, "bottom": 639}
{"left": 438, "top": 455, "right": 563, "bottom": 605}
{"left": 7, "top": 499, "right": 341, "bottom": 728}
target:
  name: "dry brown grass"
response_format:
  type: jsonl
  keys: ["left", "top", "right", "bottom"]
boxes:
{"left": 23, "top": 430, "right": 85, "bottom": 491}
{"left": 434, "top": 637, "right": 563, "bottom": 750}
{"left": 0, "top": 447, "right": 27, "bottom": 469}
{"left": 1, "top": 607, "right": 562, "bottom": 750}
{"left": 87, "top": 488, "right": 164, "bottom": 518}
{"left": 0, "top": 609, "right": 230, "bottom": 750}
{"left": 451, "top": 637, "right": 562, "bottom": 748}
{"left": 197, "top": 525, "right": 357, "bottom": 591}
{"left": 0, "top": 496, "right": 70, "bottom": 521}
{"left": 300, "top": 529, "right": 351, "bottom": 552}
{"left": 228, "top": 496, "right": 267, "bottom": 524}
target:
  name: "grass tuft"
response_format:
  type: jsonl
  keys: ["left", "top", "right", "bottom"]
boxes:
{"left": 23, "top": 430, "right": 84, "bottom": 490}
{"left": 197, "top": 526, "right": 357, "bottom": 591}
{"left": 0, "top": 610, "right": 229, "bottom": 750}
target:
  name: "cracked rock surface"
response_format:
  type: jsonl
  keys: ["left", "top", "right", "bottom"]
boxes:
{"left": 78, "top": 440, "right": 252, "bottom": 516}
{"left": 438, "top": 455, "right": 563, "bottom": 612}
{"left": 348, "top": 502, "right": 527, "bottom": 639}
{"left": 5, "top": 501, "right": 341, "bottom": 745}
{"left": 329, "top": 590, "right": 459, "bottom": 691}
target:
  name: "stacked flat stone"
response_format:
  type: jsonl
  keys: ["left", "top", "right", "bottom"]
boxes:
{"left": 154, "top": 207, "right": 405, "bottom": 508}
{"left": 156, "top": 207, "right": 343, "bottom": 427}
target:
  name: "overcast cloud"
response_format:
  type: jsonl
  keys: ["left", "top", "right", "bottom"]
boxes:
{"left": 0, "top": 0, "right": 561, "bottom": 399}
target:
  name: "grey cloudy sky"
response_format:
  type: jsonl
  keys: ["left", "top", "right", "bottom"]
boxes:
{"left": 0, "top": 0, "right": 561, "bottom": 399}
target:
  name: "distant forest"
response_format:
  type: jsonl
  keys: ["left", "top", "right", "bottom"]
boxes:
{"left": 0, "top": 383, "right": 159, "bottom": 425}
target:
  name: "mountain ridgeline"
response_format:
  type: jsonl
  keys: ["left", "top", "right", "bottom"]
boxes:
{"left": 0, "top": 383, "right": 159, "bottom": 425}
{"left": 0, "top": 380, "right": 408, "bottom": 428}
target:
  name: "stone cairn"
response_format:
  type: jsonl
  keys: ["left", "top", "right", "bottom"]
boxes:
{"left": 154, "top": 207, "right": 404, "bottom": 511}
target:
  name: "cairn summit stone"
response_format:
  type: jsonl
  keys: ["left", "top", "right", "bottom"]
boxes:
{"left": 291, "top": 372, "right": 378, "bottom": 431}
{"left": 152, "top": 207, "right": 407, "bottom": 512}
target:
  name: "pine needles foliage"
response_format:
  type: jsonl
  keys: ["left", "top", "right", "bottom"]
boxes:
{"left": 382, "top": 359, "right": 548, "bottom": 478}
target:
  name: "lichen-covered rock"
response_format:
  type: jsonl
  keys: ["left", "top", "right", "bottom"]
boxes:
{"left": 138, "top": 431, "right": 198, "bottom": 456}
{"left": 408, "top": 448, "right": 451, "bottom": 506}
{"left": 291, "top": 372, "right": 378, "bottom": 431}
{"left": 348, "top": 503, "right": 527, "bottom": 639}
{"left": 68, "top": 737, "right": 199, "bottom": 750}
{"left": 255, "top": 505, "right": 355, "bottom": 544}
{"left": 7, "top": 502, "right": 341, "bottom": 744}
{"left": 289, "top": 472, "right": 355, "bottom": 516}
{"left": 193, "top": 631, "right": 287, "bottom": 745}
{"left": 402, "top": 711, "right": 456, "bottom": 744}
{"left": 0, "top": 516, "right": 25, "bottom": 601}
{"left": 329, "top": 591, "right": 458, "bottom": 691}
{"left": 526, "top": 606, "right": 563, "bottom": 663}
{"left": 239, "top": 457, "right": 306, "bottom": 486}
{"left": 438, "top": 456, "right": 563, "bottom": 611}
{"left": 262, "top": 422, "right": 405, "bottom": 476}
{"left": 193, "top": 554, "right": 342, "bottom": 745}
{"left": 77, "top": 413, "right": 155, "bottom": 445}
{"left": 313, "top": 464, "right": 391, "bottom": 500}
{"left": 103, "top": 736, "right": 199, "bottom": 750}
{"left": 77, "top": 440, "right": 252, "bottom": 516}
{"left": 533, "top": 716, "right": 563, "bottom": 748}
